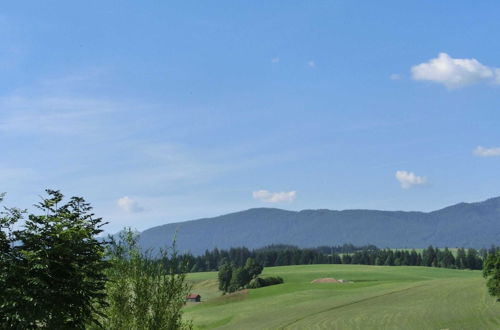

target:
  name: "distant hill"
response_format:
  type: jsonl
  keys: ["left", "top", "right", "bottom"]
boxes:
{"left": 138, "top": 197, "right": 500, "bottom": 255}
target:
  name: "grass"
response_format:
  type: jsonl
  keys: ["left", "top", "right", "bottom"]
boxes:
{"left": 184, "top": 264, "right": 500, "bottom": 329}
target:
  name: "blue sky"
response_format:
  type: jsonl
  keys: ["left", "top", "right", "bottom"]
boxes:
{"left": 1, "top": 1, "right": 499, "bottom": 232}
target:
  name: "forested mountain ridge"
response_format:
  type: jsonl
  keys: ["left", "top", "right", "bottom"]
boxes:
{"left": 138, "top": 197, "right": 500, "bottom": 255}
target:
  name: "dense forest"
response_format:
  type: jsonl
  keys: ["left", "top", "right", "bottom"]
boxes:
{"left": 184, "top": 244, "right": 493, "bottom": 272}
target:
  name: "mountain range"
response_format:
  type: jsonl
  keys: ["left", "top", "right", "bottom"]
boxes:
{"left": 138, "top": 197, "right": 500, "bottom": 255}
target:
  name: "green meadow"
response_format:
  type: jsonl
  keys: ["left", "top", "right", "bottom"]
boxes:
{"left": 185, "top": 264, "right": 500, "bottom": 329}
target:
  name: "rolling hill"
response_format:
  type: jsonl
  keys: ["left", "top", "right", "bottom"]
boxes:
{"left": 184, "top": 265, "right": 500, "bottom": 329}
{"left": 138, "top": 197, "right": 500, "bottom": 255}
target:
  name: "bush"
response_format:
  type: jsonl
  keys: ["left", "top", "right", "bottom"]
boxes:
{"left": 247, "top": 276, "right": 284, "bottom": 289}
{"left": 92, "top": 228, "right": 193, "bottom": 330}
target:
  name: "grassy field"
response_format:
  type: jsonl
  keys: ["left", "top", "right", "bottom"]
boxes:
{"left": 184, "top": 264, "right": 500, "bottom": 329}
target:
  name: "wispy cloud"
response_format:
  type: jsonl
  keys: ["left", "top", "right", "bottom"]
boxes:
{"left": 271, "top": 57, "right": 280, "bottom": 63}
{"left": 389, "top": 73, "right": 401, "bottom": 80}
{"left": 117, "top": 196, "right": 144, "bottom": 213}
{"left": 0, "top": 68, "right": 137, "bottom": 139}
{"left": 308, "top": 60, "right": 316, "bottom": 68}
{"left": 252, "top": 190, "right": 296, "bottom": 203}
{"left": 395, "top": 170, "right": 426, "bottom": 189}
{"left": 411, "top": 53, "right": 500, "bottom": 89}
{"left": 0, "top": 96, "right": 119, "bottom": 136}
{"left": 474, "top": 146, "right": 500, "bottom": 157}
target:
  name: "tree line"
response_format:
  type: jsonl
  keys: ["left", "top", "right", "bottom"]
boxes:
{"left": 184, "top": 244, "right": 491, "bottom": 272}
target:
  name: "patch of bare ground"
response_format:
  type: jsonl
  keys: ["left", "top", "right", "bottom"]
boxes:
{"left": 311, "top": 278, "right": 351, "bottom": 283}
{"left": 210, "top": 289, "right": 249, "bottom": 306}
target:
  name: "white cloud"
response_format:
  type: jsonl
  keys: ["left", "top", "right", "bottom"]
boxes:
{"left": 395, "top": 170, "right": 426, "bottom": 189}
{"left": 252, "top": 190, "right": 297, "bottom": 203}
{"left": 474, "top": 146, "right": 500, "bottom": 157}
{"left": 389, "top": 73, "right": 401, "bottom": 80}
{"left": 117, "top": 196, "right": 144, "bottom": 213}
{"left": 308, "top": 60, "right": 316, "bottom": 68}
{"left": 411, "top": 53, "right": 500, "bottom": 89}
{"left": 271, "top": 57, "right": 280, "bottom": 63}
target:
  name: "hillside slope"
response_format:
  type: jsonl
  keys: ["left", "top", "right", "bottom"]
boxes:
{"left": 138, "top": 197, "right": 500, "bottom": 255}
{"left": 184, "top": 265, "right": 500, "bottom": 329}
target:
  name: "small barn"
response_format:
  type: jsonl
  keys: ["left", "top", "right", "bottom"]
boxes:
{"left": 186, "top": 294, "right": 201, "bottom": 302}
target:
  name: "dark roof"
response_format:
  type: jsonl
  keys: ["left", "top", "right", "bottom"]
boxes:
{"left": 187, "top": 294, "right": 201, "bottom": 299}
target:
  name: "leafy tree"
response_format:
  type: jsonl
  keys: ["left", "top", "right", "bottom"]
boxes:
{"left": 218, "top": 261, "right": 233, "bottom": 292}
{"left": 244, "top": 257, "right": 263, "bottom": 279}
{"left": 483, "top": 251, "right": 500, "bottom": 301}
{"left": 218, "top": 258, "right": 263, "bottom": 293}
{"left": 229, "top": 267, "right": 250, "bottom": 292}
{"left": 0, "top": 194, "right": 29, "bottom": 327}
{"left": 0, "top": 190, "right": 108, "bottom": 329}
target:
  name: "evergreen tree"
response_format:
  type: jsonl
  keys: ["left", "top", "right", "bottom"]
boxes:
{"left": 456, "top": 248, "right": 467, "bottom": 269}
{"left": 332, "top": 254, "right": 342, "bottom": 264}
{"left": 410, "top": 250, "right": 419, "bottom": 265}
{"left": 466, "top": 248, "right": 482, "bottom": 270}
{"left": 384, "top": 254, "right": 394, "bottom": 266}
{"left": 341, "top": 254, "right": 352, "bottom": 264}
{"left": 440, "top": 248, "right": 455, "bottom": 268}
{"left": 422, "top": 246, "right": 436, "bottom": 267}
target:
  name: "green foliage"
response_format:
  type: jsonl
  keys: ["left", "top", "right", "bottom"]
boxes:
{"left": 244, "top": 258, "right": 263, "bottom": 279}
{"left": 93, "top": 228, "right": 193, "bottom": 330}
{"left": 218, "top": 257, "right": 263, "bottom": 293}
{"left": 217, "top": 261, "right": 232, "bottom": 292}
{"left": 189, "top": 245, "right": 485, "bottom": 273}
{"left": 466, "top": 248, "right": 483, "bottom": 270}
{"left": 483, "top": 251, "right": 500, "bottom": 301}
{"left": 440, "top": 247, "right": 456, "bottom": 268}
{"left": 229, "top": 267, "right": 250, "bottom": 292}
{"left": 247, "top": 276, "right": 284, "bottom": 289}
{"left": 0, "top": 190, "right": 108, "bottom": 329}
